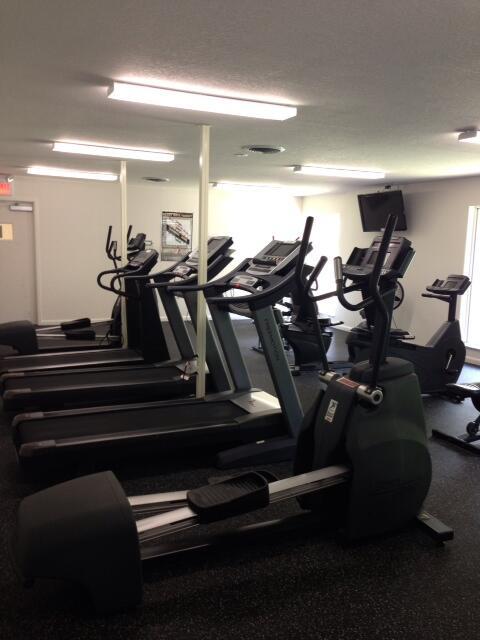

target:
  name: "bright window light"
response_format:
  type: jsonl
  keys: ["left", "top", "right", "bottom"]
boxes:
{"left": 27, "top": 166, "right": 118, "bottom": 181}
{"left": 108, "top": 81, "right": 297, "bottom": 121}
{"left": 53, "top": 141, "right": 174, "bottom": 162}
{"left": 293, "top": 165, "right": 385, "bottom": 180}
{"left": 458, "top": 130, "right": 480, "bottom": 144}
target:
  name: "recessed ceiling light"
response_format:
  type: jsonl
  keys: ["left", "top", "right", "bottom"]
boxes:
{"left": 53, "top": 141, "right": 174, "bottom": 162}
{"left": 108, "top": 81, "right": 297, "bottom": 120}
{"left": 458, "top": 130, "right": 480, "bottom": 144}
{"left": 242, "top": 145, "right": 285, "bottom": 154}
{"left": 234, "top": 152, "right": 249, "bottom": 157}
{"left": 27, "top": 166, "right": 118, "bottom": 181}
{"left": 142, "top": 176, "right": 170, "bottom": 182}
{"left": 293, "top": 165, "right": 385, "bottom": 180}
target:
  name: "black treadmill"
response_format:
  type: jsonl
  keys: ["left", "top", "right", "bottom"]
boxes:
{"left": 0, "top": 248, "right": 169, "bottom": 376}
{"left": 1, "top": 237, "right": 234, "bottom": 411}
{"left": 12, "top": 220, "right": 318, "bottom": 470}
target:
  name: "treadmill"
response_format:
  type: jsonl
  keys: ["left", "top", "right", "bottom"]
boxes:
{"left": 1, "top": 237, "right": 234, "bottom": 411}
{"left": 0, "top": 248, "right": 169, "bottom": 376}
{"left": 12, "top": 219, "right": 319, "bottom": 470}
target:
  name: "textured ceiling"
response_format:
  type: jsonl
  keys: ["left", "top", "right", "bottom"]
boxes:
{"left": 2, "top": 0, "right": 480, "bottom": 192}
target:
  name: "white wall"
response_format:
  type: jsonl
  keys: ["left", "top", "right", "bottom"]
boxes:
{"left": 7, "top": 176, "right": 121, "bottom": 324}
{"left": 127, "top": 183, "right": 303, "bottom": 317}
{"left": 127, "top": 183, "right": 304, "bottom": 272}
{"left": 6, "top": 177, "right": 303, "bottom": 324}
{"left": 10, "top": 171, "right": 479, "bottom": 344}
{"left": 303, "top": 176, "right": 480, "bottom": 344}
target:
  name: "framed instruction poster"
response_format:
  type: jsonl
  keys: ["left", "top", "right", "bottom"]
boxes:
{"left": 161, "top": 211, "right": 193, "bottom": 261}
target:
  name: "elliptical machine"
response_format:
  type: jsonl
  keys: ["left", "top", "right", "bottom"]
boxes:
{"left": 0, "top": 226, "right": 146, "bottom": 355}
{"left": 347, "top": 267, "right": 471, "bottom": 395}
{"left": 280, "top": 269, "right": 342, "bottom": 374}
{"left": 13, "top": 215, "right": 451, "bottom": 613}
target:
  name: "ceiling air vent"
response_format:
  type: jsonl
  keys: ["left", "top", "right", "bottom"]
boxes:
{"left": 142, "top": 177, "right": 170, "bottom": 183}
{"left": 242, "top": 145, "right": 285, "bottom": 154}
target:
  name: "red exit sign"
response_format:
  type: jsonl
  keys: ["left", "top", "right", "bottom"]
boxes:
{"left": 0, "top": 181, "right": 13, "bottom": 196}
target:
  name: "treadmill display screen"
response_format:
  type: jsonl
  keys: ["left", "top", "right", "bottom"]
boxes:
{"left": 268, "top": 242, "right": 295, "bottom": 257}
{"left": 207, "top": 237, "right": 222, "bottom": 254}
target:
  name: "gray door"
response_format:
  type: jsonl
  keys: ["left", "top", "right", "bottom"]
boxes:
{"left": 0, "top": 201, "right": 36, "bottom": 322}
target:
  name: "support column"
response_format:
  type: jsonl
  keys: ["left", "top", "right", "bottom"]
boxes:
{"left": 196, "top": 125, "right": 210, "bottom": 398}
{"left": 120, "top": 160, "right": 128, "bottom": 347}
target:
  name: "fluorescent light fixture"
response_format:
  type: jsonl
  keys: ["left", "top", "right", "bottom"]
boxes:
{"left": 108, "top": 81, "right": 297, "bottom": 120}
{"left": 27, "top": 166, "right": 118, "bottom": 181}
{"left": 293, "top": 165, "right": 386, "bottom": 180}
{"left": 211, "top": 181, "right": 284, "bottom": 191}
{"left": 9, "top": 203, "right": 33, "bottom": 212}
{"left": 53, "top": 141, "right": 174, "bottom": 162}
{"left": 458, "top": 130, "right": 480, "bottom": 144}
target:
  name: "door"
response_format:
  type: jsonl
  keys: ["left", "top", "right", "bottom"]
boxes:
{"left": 0, "top": 200, "right": 37, "bottom": 322}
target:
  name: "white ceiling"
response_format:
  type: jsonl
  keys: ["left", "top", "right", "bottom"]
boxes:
{"left": 2, "top": 0, "right": 480, "bottom": 192}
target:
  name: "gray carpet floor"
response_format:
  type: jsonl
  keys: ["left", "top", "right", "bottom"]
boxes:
{"left": 0, "top": 323, "right": 480, "bottom": 640}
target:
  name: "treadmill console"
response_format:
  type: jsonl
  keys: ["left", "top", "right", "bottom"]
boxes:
{"left": 344, "top": 235, "right": 413, "bottom": 280}
{"left": 171, "top": 236, "right": 233, "bottom": 278}
{"left": 427, "top": 274, "right": 471, "bottom": 296}
{"left": 127, "top": 249, "right": 158, "bottom": 270}
{"left": 230, "top": 239, "right": 303, "bottom": 288}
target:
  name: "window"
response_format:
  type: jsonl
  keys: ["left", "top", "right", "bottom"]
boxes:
{"left": 461, "top": 206, "right": 480, "bottom": 348}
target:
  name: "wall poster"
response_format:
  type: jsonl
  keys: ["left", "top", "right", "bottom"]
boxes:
{"left": 161, "top": 211, "right": 193, "bottom": 261}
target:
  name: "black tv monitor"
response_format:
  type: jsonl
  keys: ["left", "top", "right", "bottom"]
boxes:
{"left": 357, "top": 190, "right": 407, "bottom": 232}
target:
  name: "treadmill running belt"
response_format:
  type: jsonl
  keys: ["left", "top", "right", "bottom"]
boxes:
{"left": 5, "top": 366, "right": 183, "bottom": 390}
{"left": 18, "top": 401, "right": 246, "bottom": 443}
{"left": 0, "top": 348, "right": 142, "bottom": 374}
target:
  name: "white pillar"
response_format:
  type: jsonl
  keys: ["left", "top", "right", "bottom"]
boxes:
{"left": 196, "top": 125, "right": 210, "bottom": 398}
{"left": 120, "top": 160, "right": 128, "bottom": 347}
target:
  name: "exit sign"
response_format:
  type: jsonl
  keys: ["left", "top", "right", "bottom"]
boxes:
{"left": 0, "top": 175, "right": 13, "bottom": 197}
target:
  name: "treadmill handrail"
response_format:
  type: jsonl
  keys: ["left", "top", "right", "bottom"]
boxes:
{"left": 140, "top": 254, "right": 234, "bottom": 290}
{"left": 160, "top": 258, "right": 253, "bottom": 294}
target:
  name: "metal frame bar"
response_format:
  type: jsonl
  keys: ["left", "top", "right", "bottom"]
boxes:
{"left": 253, "top": 305, "right": 303, "bottom": 437}
{"left": 209, "top": 303, "right": 253, "bottom": 392}
{"left": 157, "top": 288, "right": 196, "bottom": 360}
{"left": 134, "top": 465, "right": 350, "bottom": 545}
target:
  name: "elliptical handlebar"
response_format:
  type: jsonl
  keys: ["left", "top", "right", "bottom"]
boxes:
{"left": 334, "top": 257, "right": 374, "bottom": 312}
{"left": 97, "top": 265, "right": 143, "bottom": 299}
{"left": 306, "top": 255, "right": 327, "bottom": 294}
{"left": 294, "top": 216, "right": 314, "bottom": 286}
{"left": 369, "top": 214, "right": 397, "bottom": 294}
{"left": 368, "top": 214, "right": 398, "bottom": 387}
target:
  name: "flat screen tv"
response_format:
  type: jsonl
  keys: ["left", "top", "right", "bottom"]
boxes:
{"left": 358, "top": 190, "right": 407, "bottom": 232}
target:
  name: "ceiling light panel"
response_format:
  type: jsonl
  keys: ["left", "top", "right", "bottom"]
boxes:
{"left": 293, "top": 165, "right": 385, "bottom": 179}
{"left": 53, "top": 141, "right": 174, "bottom": 162}
{"left": 27, "top": 166, "right": 118, "bottom": 181}
{"left": 458, "top": 130, "right": 480, "bottom": 144}
{"left": 108, "top": 82, "right": 297, "bottom": 120}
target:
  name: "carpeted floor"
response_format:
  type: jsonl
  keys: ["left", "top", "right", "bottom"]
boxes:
{"left": 1, "top": 323, "right": 480, "bottom": 640}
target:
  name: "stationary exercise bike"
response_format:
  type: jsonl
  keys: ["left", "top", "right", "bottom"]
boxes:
{"left": 432, "top": 381, "right": 480, "bottom": 452}
{"left": 347, "top": 268, "right": 471, "bottom": 395}
{"left": 14, "top": 215, "right": 451, "bottom": 613}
